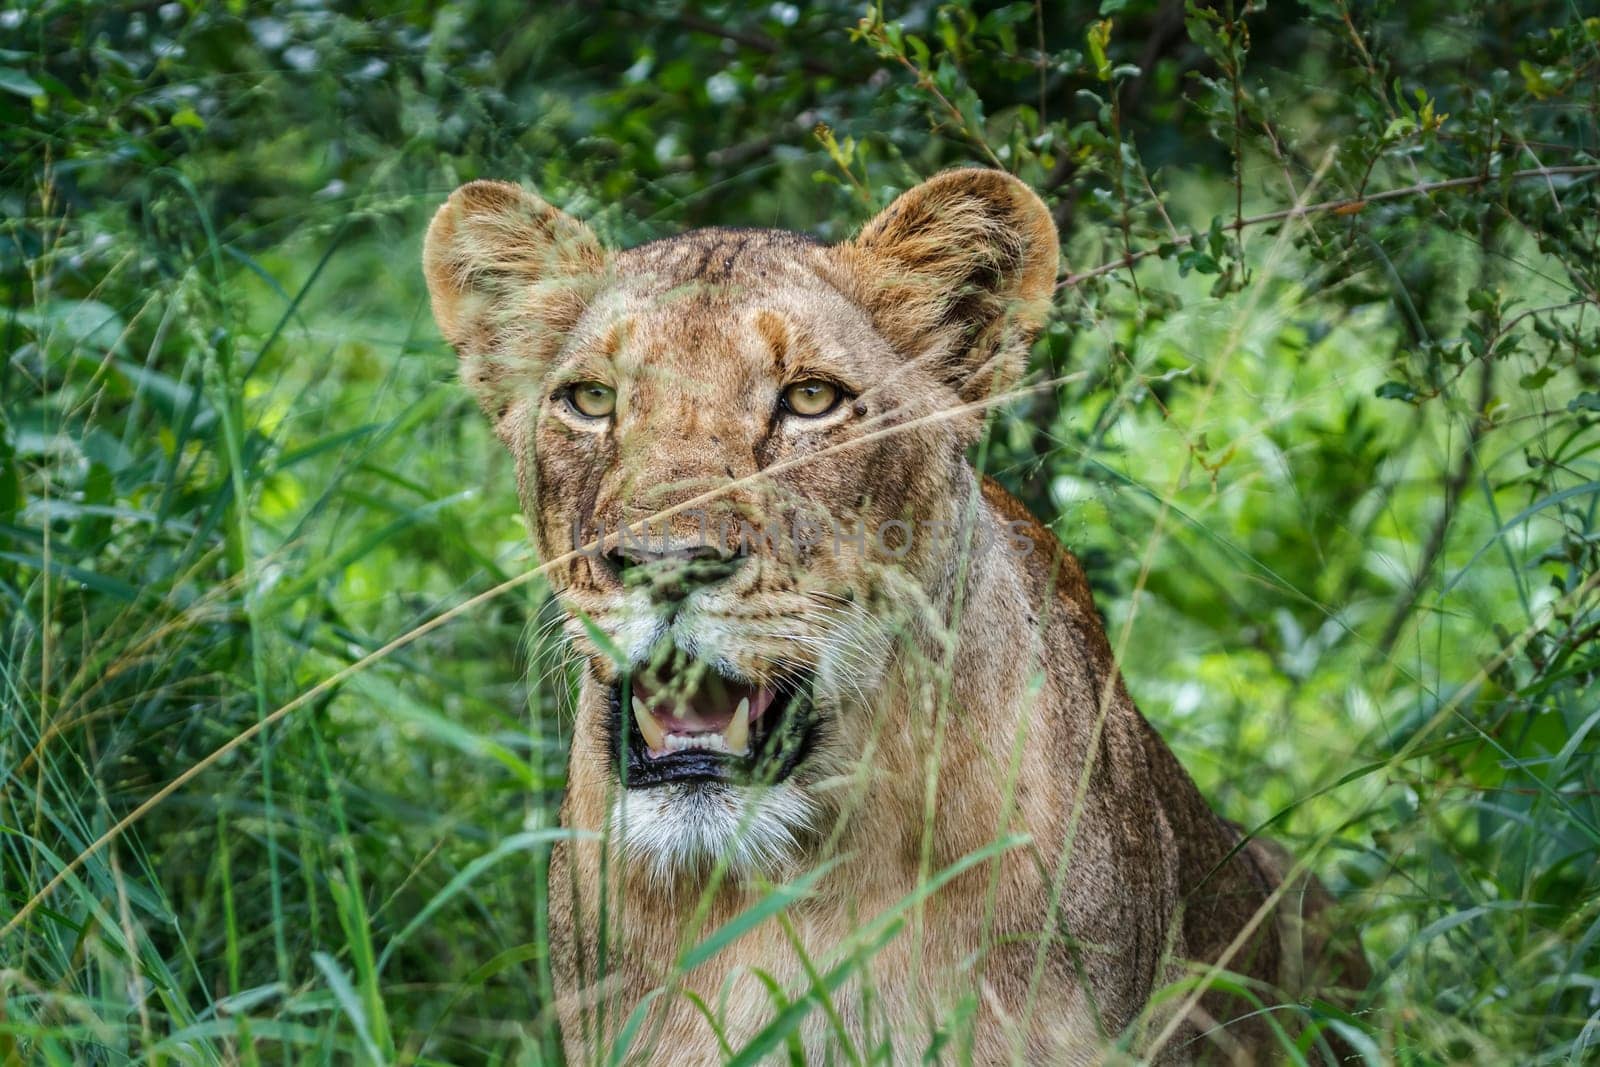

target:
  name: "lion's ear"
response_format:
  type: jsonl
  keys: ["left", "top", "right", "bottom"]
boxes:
{"left": 844, "top": 168, "right": 1058, "bottom": 404}
{"left": 423, "top": 180, "right": 607, "bottom": 419}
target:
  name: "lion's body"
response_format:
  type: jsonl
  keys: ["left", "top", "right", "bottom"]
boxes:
{"left": 548, "top": 476, "right": 1333, "bottom": 1064}
{"left": 424, "top": 170, "right": 1366, "bottom": 1064}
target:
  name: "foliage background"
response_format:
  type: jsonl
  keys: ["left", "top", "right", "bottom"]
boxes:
{"left": 2, "top": 0, "right": 1599, "bottom": 1062}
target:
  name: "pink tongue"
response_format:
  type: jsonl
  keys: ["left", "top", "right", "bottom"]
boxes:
{"left": 650, "top": 701, "right": 731, "bottom": 735}
{"left": 749, "top": 686, "right": 777, "bottom": 721}
{"left": 635, "top": 678, "right": 778, "bottom": 736}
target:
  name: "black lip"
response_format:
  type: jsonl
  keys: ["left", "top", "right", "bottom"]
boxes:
{"left": 606, "top": 668, "right": 817, "bottom": 789}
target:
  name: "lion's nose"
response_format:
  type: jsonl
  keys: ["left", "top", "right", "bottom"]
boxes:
{"left": 602, "top": 541, "right": 746, "bottom": 601}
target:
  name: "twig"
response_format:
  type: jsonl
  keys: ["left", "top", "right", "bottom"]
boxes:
{"left": 1057, "top": 164, "right": 1600, "bottom": 290}
{"left": 1047, "top": 0, "right": 1189, "bottom": 232}
{"left": 1123, "top": 0, "right": 1190, "bottom": 116}
{"left": 882, "top": 49, "right": 1005, "bottom": 170}
{"left": 1494, "top": 298, "right": 1594, "bottom": 342}
{"left": 673, "top": 11, "right": 841, "bottom": 78}
{"left": 1033, "top": 0, "right": 1047, "bottom": 124}
{"left": 1225, "top": 2, "right": 1245, "bottom": 247}
{"left": 1375, "top": 357, "right": 1494, "bottom": 657}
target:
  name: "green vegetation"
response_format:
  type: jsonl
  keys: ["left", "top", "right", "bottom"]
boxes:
{"left": 3, "top": 0, "right": 1598, "bottom": 1062}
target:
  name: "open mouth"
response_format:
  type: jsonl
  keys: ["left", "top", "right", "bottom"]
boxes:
{"left": 607, "top": 653, "right": 816, "bottom": 788}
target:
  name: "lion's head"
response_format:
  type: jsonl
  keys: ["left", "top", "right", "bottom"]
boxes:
{"left": 424, "top": 169, "right": 1058, "bottom": 878}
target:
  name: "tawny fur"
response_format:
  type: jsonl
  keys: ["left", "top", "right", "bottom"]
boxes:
{"left": 423, "top": 169, "right": 1368, "bottom": 1064}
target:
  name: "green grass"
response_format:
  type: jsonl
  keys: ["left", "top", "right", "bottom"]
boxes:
{"left": 3, "top": 1, "right": 1600, "bottom": 1063}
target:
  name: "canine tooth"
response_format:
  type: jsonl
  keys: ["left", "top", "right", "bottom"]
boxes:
{"left": 633, "top": 696, "right": 666, "bottom": 752}
{"left": 726, "top": 696, "right": 751, "bottom": 755}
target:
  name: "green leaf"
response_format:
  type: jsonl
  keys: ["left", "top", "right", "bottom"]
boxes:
{"left": 1178, "top": 250, "right": 1220, "bottom": 276}
{"left": 311, "top": 951, "right": 385, "bottom": 1065}
{"left": 17, "top": 299, "right": 127, "bottom": 356}
{"left": 347, "top": 671, "right": 539, "bottom": 790}
{"left": 376, "top": 829, "right": 587, "bottom": 973}
{"left": 1519, "top": 59, "right": 1571, "bottom": 99}
{"left": 725, "top": 835, "right": 1028, "bottom": 1067}
{"left": 607, "top": 988, "right": 668, "bottom": 1067}
{"left": 0, "top": 550, "right": 142, "bottom": 601}
{"left": 1519, "top": 366, "right": 1555, "bottom": 389}
{"left": 1086, "top": 20, "right": 1113, "bottom": 82}
{"left": 0, "top": 431, "right": 19, "bottom": 524}
{"left": 1569, "top": 391, "right": 1600, "bottom": 413}
{"left": 0, "top": 67, "right": 43, "bottom": 97}
{"left": 679, "top": 859, "right": 840, "bottom": 973}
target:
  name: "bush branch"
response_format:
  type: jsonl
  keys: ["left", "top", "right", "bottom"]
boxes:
{"left": 1058, "top": 164, "right": 1600, "bottom": 289}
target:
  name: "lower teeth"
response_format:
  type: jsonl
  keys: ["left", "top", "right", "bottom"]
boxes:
{"left": 664, "top": 733, "right": 732, "bottom": 754}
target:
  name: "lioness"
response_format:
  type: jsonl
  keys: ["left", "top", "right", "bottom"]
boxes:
{"left": 423, "top": 169, "right": 1365, "bottom": 1063}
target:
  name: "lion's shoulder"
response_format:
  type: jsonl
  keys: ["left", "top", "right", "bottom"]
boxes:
{"left": 979, "top": 475, "right": 1098, "bottom": 621}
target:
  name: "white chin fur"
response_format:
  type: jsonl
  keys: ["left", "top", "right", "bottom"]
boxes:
{"left": 609, "top": 781, "right": 816, "bottom": 883}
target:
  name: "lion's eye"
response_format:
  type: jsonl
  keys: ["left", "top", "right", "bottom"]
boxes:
{"left": 781, "top": 380, "right": 841, "bottom": 418}
{"left": 567, "top": 382, "right": 616, "bottom": 419}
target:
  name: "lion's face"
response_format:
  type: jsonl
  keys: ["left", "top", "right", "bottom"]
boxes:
{"left": 424, "top": 171, "right": 1057, "bottom": 877}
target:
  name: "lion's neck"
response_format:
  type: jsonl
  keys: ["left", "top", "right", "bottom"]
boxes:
{"left": 869, "top": 479, "right": 1044, "bottom": 859}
